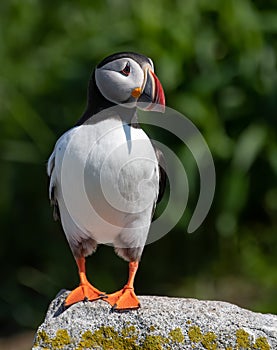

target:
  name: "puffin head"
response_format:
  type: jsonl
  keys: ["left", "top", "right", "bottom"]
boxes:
{"left": 95, "top": 52, "right": 165, "bottom": 112}
{"left": 77, "top": 52, "right": 166, "bottom": 125}
{"left": 78, "top": 52, "right": 165, "bottom": 124}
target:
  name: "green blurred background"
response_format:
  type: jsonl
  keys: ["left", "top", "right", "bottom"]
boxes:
{"left": 0, "top": 0, "right": 276, "bottom": 343}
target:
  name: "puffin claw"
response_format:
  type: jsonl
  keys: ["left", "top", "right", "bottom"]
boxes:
{"left": 100, "top": 293, "right": 108, "bottom": 298}
{"left": 111, "top": 303, "right": 118, "bottom": 312}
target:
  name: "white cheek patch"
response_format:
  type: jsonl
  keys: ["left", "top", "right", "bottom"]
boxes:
{"left": 95, "top": 58, "right": 144, "bottom": 105}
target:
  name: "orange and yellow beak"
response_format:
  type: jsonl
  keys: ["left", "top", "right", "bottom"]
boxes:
{"left": 135, "top": 66, "right": 165, "bottom": 112}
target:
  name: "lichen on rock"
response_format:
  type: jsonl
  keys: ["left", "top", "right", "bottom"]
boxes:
{"left": 33, "top": 291, "right": 276, "bottom": 350}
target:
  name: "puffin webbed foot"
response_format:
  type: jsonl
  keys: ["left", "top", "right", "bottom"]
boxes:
{"left": 65, "top": 282, "right": 106, "bottom": 307}
{"left": 107, "top": 286, "right": 140, "bottom": 311}
{"left": 64, "top": 257, "right": 107, "bottom": 307}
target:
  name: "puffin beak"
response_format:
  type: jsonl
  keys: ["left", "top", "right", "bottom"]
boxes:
{"left": 137, "top": 67, "right": 165, "bottom": 112}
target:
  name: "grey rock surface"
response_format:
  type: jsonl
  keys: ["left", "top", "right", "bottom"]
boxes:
{"left": 33, "top": 290, "right": 277, "bottom": 349}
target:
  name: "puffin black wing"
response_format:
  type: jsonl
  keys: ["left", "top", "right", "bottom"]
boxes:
{"left": 154, "top": 145, "right": 167, "bottom": 203}
{"left": 47, "top": 152, "right": 60, "bottom": 221}
{"left": 50, "top": 185, "right": 60, "bottom": 221}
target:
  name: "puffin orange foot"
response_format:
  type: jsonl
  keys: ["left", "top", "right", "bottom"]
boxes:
{"left": 106, "top": 286, "right": 140, "bottom": 311}
{"left": 65, "top": 283, "right": 106, "bottom": 307}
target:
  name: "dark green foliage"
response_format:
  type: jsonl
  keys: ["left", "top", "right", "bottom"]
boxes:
{"left": 0, "top": 0, "right": 276, "bottom": 335}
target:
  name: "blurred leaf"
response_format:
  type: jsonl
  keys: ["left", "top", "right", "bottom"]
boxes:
{"left": 3, "top": 89, "right": 55, "bottom": 156}
{"left": 232, "top": 124, "right": 267, "bottom": 172}
{"left": 1, "top": 140, "right": 41, "bottom": 163}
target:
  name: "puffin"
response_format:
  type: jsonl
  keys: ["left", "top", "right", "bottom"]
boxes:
{"left": 47, "top": 52, "right": 166, "bottom": 311}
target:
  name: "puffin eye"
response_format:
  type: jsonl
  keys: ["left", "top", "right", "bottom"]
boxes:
{"left": 120, "top": 62, "right": 130, "bottom": 76}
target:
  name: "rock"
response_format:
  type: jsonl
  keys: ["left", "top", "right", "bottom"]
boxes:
{"left": 33, "top": 290, "right": 277, "bottom": 349}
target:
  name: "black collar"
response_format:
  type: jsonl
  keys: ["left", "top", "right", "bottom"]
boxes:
{"left": 75, "top": 70, "right": 138, "bottom": 127}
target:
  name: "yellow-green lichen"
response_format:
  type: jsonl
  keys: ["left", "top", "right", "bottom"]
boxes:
{"left": 34, "top": 329, "right": 71, "bottom": 349}
{"left": 35, "top": 330, "right": 50, "bottom": 345}
{"left": 201, "top": 332, "right": 217, "bottom": 350}
{"left": 76, "top": 326, "right": 138, "bottom": 350}
{"left": 253, "top": 336, "right": 271, "bottom": 350}
{"left": 142, "top": 335, "right": 168, "bottom": 350}
{"left": 169, "top": 327, "right": 184, "bottom": 343}
{"left": 188, "top": 326, "right": 218, "bottom": 350}
{"left": 35, "top": 326, "right": 187, "bottom": 350}
{"left": 236, "top": 329, "right": 251, "bottom": 348}
{"left": 235, "top": 329, "right": 271, "bottom": 350}
{"left": 121, "top": 325, "right": 138, "bottom": 338}
{"left": 188, "top": 326, "right": 203, "bottom": 343}
{"left": 76, "top": 330, "right": 95, "bottom": 349}
{"left": 34, "top": 324, "right": 271, "bottom": 350}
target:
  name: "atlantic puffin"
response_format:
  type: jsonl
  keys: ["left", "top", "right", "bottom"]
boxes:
{"left": 47, "top": 52, "right": 166, "bottom": 311}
